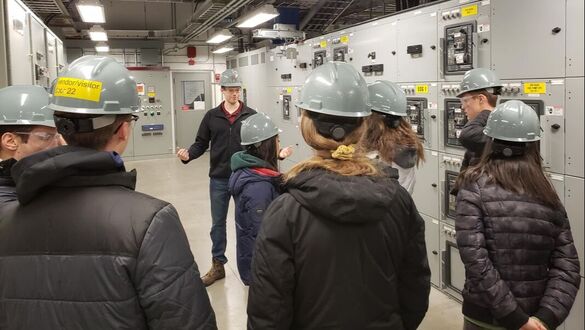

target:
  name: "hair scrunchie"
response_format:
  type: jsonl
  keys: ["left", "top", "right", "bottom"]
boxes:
{"left": 331, "top": 144, "right": 355, "bottom": 160}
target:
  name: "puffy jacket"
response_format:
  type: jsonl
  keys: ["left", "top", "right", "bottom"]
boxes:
{"left": 229, "top": 151, "right": 281, "bottom": 285}
{"left": 456, "top": 176, "right": 581, "bottom": 330}
{"left": 0, "top": 146, "right": 217, "bottom": 329}
{"left": 247, "top": 168, "right": 430, "bottom": 330}
{"left": 0, "top": 158, "right": 17, "bottom": 204}
{"left": 183, "top": 101, "right": 256, "bottom": 178}
{"left": 459, "top": 109, "right": 491, "bottom": 172}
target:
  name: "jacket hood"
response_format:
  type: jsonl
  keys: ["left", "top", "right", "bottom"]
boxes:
{"left": 229, "top": 167, "right": 280, "bottom": 197}
{"left": 230, "top": 151, "right": 272, "bottom": 172}
{"left": 286, "top": 168, "right": 401, "bottom": 224}
{"left": 12, "top": 146, "right": 136, "bottom": 205}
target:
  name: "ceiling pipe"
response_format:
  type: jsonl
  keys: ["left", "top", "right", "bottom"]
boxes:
{"left": 179, "top": 0, "right": 253, "bottom": 43}
{"left": 299, "top": 0, "right": 327, "bottom": 30}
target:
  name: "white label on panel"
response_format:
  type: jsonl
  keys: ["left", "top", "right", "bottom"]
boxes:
{"left": 549, "top": 174, "right": 564, "bottom": 181}
{"left": 459, "top": 0, "right": 471, "bottom": 3}
{"left": 432, "top": 151, "right": 438, "bottom": 156}
{"left": 414, "top": 10, "right": 422, "bottom": 15}
{"left": 527, "top": 94, "right": 540, "bottom": 97}
{"left": 432, "top": 220, "right": 439, "bottom": 225}
{"left": 431, "top": 12, "right": 437, "bottom": 17}
{"left": 431, "top": 83, "right": 437, "bottom": 86}
{"left": 391, "top": 22, "right": 397, "bottom": 26}
{"left": 478, "top": 24, "right": 490, "bottom": 33}
{"left": 348, "top": 48, "right": 354, "bottom": 54}
{"left": 269, "top": 56, "right": 274, "bottom": 62}
{"left": 429, "top": 102, "right": 438, "bottom": 110}
{"left": 551, "top": 79, "right": 564, "bottom": 85}
{"left": 546, "top": 106, "right": 564, "bottom": 116}
{"left": 481, "top": 0, "right": 490, "bottom": 5}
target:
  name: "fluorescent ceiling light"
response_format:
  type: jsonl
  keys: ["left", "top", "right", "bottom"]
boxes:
{"left": 213, "top": 47, "right": 234, "bottom": 54}
{"left": 206, "top": 29, "right": 233, "bottom": 44}
{"left": 95, "top": 42, "right": 109, "bottom": 52}
{"left": 89, "top": 25, "right": 108, "bottom": 41}
{"left": 77, "top": 0, "right": 105, "bottom": 23}
{"left": 236, "top": 5, "right": 279, "bottom": 28}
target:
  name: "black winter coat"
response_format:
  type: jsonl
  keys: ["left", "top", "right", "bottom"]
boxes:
{"left": 459, "top": 109, "right": 491, "bottom": 172}
{"left": 456, "top": 176, "right": 581, "bottom": 330}
{"left": 0, "top": 158, "right": 17, "bottom": 204}
{"left": 247, "top": 168, "right": 430, "bottom": 330}
{"left": 0, "top": 146, "right": 217, "bottom": 329}
{"left": 184, "top": 102, "right": 256, "bottom": 178}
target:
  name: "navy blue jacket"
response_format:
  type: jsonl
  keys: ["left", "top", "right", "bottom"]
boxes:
{"left": 228, "top": 153, "right": 280, "bottom": 285}
{"left": 0, "top": 159, "right": 17, "bottom": 204}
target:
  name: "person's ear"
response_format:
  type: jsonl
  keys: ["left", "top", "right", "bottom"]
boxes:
{"left": 1, "top": 132, "right": 20, "bottom": 151}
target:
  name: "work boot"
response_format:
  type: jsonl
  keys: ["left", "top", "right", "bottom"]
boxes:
{"left": 201, "top": 258, "right": 225, "bottom": 287}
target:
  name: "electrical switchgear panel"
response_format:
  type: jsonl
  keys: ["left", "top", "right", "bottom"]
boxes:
{"left": 282, "top": 95, "right": 291, "bottom": 120}
{"left": 444, "top": 22, "right": 475, "bottom": 74}
{"left": 444, "top": 99, "right": 466, "bottom": 148}
{"left": 406, "top": 98, "right": 426, "bottom": 141}
{"left": 313, "top": 50, "right": 326, "bottom": 68}
{"left": 445, "top": 170, "right": 458, "bottom": 219}
{"left": 333, "top": 46, "right": 348, "bottom": 61}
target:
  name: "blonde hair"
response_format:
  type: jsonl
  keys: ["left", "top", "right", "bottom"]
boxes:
{"left": 284, "top": 110, "right": 379, "bottom": 182}
{"left": 361, "top": 113, "right": 425, "bottom": 166}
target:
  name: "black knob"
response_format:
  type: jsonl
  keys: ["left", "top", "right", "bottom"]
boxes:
{"left": 431, "top": 115, "right": 436, "bottom": 119}
{"left": 349, "top": 57, "right": 353, "bottom": 61}
{"left": 552, "top": 27, "right": 561, "bottom": 34}
{"left": 430, "top": 45, "right": 436, "bottom": 50}
{"left": 432, "top": 251, "right": 438, "bottom": 255}
{"left": 481, "top": 38, "right": 489, "bottom": 44}
{"left": 432, "top": 183, "right": 437, "bottom": 188}
{"left": 391, "top": 51, "right": 396, "bottom": 55}
{"left": 551, "top": 123, "right": 561, "bottom": 129}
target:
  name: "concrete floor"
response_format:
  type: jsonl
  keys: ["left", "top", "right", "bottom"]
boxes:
{"left": 127, "top": 154, "right": 464, "bottom": 329}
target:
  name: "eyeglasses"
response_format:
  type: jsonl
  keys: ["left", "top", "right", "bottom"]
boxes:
{"left": 14, "top": 131, "right": 60, "bottom": 142}
{"left": 459, "top": 95, "right": 478, "bottom": 104}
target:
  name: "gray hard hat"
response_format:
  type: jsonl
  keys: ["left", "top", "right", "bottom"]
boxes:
{"left": 368, "top": 80, "right": 407, "bottom": 116}
{"left": 47, "top": 55, "right": 140, "bottom": 115}
{"left": 220, "top": 69, "right": 242, "bottom": 87}
{"left": 0, "top": 85, "right": 54, "bottom": 127}
{"left": 296, "top": 61, "right": 371, "bottom": 118}
{"left": 241, "top": 112, "right": 280, "bottom": 146}
{"left": 484, "top": 100, "right": 541, "bottom": 142}
{"left": 457, "top": 68, "right": 503, "bottom": 97}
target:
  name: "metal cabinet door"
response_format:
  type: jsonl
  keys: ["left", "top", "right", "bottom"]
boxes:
{"left": 30, "top": 17, "right": 47, "bottom": 87}
{"left": 422, "top": 215, "right": 441, "bottom": 287}
{"left": 413, "top": 149, "right": 440, "bottom": 219}
{"left": 566, "top": 0, "right": 584, "bottom": 77}
{"left": 396, "top": 11, "right": 438, "bottom": 82}
{"left": 491, "top": 0, "right": 566, "bottom": 79}
{"left": 173, "top": 72, "right": 212, "bottom": 150}
{"left": 6, "top": 0, "right": 32, "bottom": 84}
{"left": 565, "top": 78, "right": 584, "bottom": 178}
{"left": 565, "top": 176, "right": 584, "bottom": 278}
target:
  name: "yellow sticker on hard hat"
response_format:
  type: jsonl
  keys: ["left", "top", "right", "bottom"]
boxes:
{"left": 54, "top": 78, "right": 102, "bottom": 102}
{"left": 461, "top": 4, "right": 478, "bottom": 17}
{"left": 523, "top": 82, "right": 546, "bottom": 94}
{"left": 415, "top": 84, "right": 429, "bottom": 94}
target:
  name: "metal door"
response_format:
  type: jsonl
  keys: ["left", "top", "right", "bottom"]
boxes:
{"left": 173, "top": 72, "right": 212, "bottom": 150}
{"left": 422, "top": 215, "right": 441, "bottom": 287}
{"left": 565, "top": 176, "right": 584, "bottom": 277}
{"left": 6, "top": 0, "right": 32, "bottom": 84}
{"left": 412, "top": 149, "right": 440, "bottom": 219}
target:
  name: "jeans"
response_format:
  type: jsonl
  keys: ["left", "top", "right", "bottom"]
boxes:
{"left": 210, "top": 178, "right": 230, "bottom": 264}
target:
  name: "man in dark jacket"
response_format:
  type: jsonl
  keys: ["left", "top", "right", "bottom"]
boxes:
{"left": 0, "top": 55, "right": 216, "bottom": 329}
{"left": 456, "top": 68, "right": 503, "bottom": 172}
{"left": 0, "top": 85, "right": 61, "bottom": 204}
{"left": 176, "top": 69, "right": 257, "bottom": 286}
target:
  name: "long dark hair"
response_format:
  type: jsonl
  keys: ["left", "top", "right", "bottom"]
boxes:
{"left": 361, "top": 113, "right": 425, "bottom": 166}
{"left": 245, "top": 135, "right": 279, "bottom": 170}
{"left": 455, "top": 139, "right": 563, "bottom": 209}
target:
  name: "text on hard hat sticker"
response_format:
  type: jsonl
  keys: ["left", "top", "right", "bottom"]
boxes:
{"left": 54, "top": 78, "right": 103, "bottom": 102}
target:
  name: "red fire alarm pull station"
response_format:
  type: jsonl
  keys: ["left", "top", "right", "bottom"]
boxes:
{"left": 187, "top": 46, "right": 196, "bottom": 58}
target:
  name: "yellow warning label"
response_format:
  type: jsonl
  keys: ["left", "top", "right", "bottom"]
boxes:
{"left": 461, "top": 4, "right": 478, "bottom": 17}
{"left": 286, "top": 87, "right": 293, "bottom": 94}
{"left": 320, "top": 40, "right": 327, "bottom": 48}
{"left": 523, "top": 82, "right": 546, "bottom": 94}
{"left": 147, "top": 92, "right": 156, "bottom": 98}
{"left": 340, "top": 35, "right": 349, "bottom": 44}
{"left": 54, "top": 78, "right": 102, "bottom": 102}
{"left": 415, "top": 84, "right": 429, "bottom": 94}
